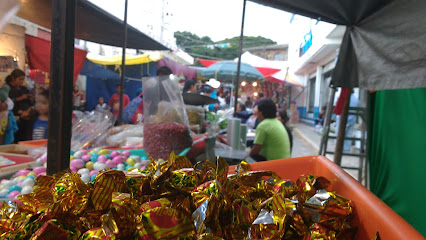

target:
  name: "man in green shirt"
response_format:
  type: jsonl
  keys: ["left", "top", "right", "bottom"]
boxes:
{"left": 250, "top": 98, "right": 291, "bottom": 161}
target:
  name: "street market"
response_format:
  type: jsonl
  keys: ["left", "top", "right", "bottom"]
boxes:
{"left": 0, "top": 0, "right": 424, "bottom": 239}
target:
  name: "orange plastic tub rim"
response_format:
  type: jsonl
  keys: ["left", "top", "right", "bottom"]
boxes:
{"left": 228, "top": 155, "right": 423, "bottom": 240}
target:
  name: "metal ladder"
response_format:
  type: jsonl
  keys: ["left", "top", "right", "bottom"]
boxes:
{"left": 318, "top": 87, "right": 368, "bottom": 186}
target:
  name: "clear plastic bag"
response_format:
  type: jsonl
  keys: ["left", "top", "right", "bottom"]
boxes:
{"left": 71, "top": 110, "right": 114, "bottom": 151}
{"left": 142, "top": 76, "right": 192, "bottom": 160}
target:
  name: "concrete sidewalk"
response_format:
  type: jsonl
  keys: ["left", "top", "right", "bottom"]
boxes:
{"left": 291, "top": 123, "right": 366, "bottom": 186}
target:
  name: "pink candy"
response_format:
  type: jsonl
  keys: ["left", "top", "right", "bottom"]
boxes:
{"left": 139, "top": 166, "right": 146, "bottom": 171}
{"left": 16, "top": 169, "right": 31, "bottom": 177}
{"left": 110, "top": 151, "right": 119, "bottom": 158}
{"left": 40, "top": 155, "right": 47, "bottom": 164}
{"left": 8, "top": 190, "right": 20, "bottom": 199}
{"left": 70, "top": 159, "right": 85, "bottom": 169}
{"left": 82, "top": 155, "right": 91, "bottom": 162}
{"left": 37, "top": 171, "right": 46, "bottom": 177}
{"left": 112, "top": 156, "right": 123, "bottom": 165}
{"left": 97, "top": 155, "right": 108, "bottom": 163}
{"left": 33, "top": 166, "right": 46, "bottom": 175}
{"left": 122, "top": 150, "right": 131, "bottom": 157}
{"left": 105, "top": 160, "right": 116, "bottom": 169}
{"left": 89, "top": 170, "right": 99, "bottom": 177}
{"left": 70, "top": 167, "right": 77, "bottom": 173}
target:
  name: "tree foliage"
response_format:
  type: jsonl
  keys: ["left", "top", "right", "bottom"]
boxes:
{"left": 174, "top": 31, "right": 276, "bottom": 66}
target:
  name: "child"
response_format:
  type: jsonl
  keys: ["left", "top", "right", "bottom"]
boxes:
{"left": 32, "top": 89, "right": 49, "bottom": 140}
{"left": 95, "top": 96, "right": 108, "bottom": 112}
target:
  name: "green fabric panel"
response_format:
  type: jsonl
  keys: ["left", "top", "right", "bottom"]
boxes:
{"left": 369, "top": 88, "right": 426, "bottom": 236}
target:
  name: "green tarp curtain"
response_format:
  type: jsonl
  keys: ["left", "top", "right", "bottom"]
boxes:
{"left": 369, "top": 88, "right": 426, "bottom": 236}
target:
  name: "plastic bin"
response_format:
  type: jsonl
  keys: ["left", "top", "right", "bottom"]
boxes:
{"left": 0, "top": 153, "right": 35, "bottom": 176}
{"left": 228, "top": 155, "right": 423, "bottom": 240}
{"left": 18, "top": 139, "right": 48, "bottom": 148}
{"left": 0, "top": 144, "right": 37, "bottom": 157}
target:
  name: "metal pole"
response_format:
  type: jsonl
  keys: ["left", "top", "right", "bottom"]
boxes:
{"left": 318, "top": 86, "right": 336, "bottom": 155}
{"left": 47, "top": 0, "right": 76, "bottom": 175}
{"left": 233, "top": 0, "right": 247, "bottom": 116}
{"left": 334, "top": 88, "right": 352, "bottom": 166}
{"left": 117, "top": 0, "right": 128, "bottom": 125}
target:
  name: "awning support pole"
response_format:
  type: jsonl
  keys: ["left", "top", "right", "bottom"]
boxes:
{"left": 118, "top": 0, "right": 128, "bottom": 125}
{"left": 233, "top": 0, "right": 247, "bottom": 116}
{"left": 334, "top": 88, "right": 352, "bottom": 166}
{"left": 47, "top": 0, "right": 76, "bottom": 175}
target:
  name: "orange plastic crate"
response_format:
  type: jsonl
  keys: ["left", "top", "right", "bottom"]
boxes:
{"left": 228, "top": 156, "right": 423, "bottom": 240}
{"left": 18, "top": 139, "right": 47, "bottom": 147}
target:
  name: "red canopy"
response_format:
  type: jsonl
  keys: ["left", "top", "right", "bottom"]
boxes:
{"left": 197, "top": 59, "right": 217, "bottom": 68}
{"left": 25, "top": 35, "right": 87, "bottom": 83}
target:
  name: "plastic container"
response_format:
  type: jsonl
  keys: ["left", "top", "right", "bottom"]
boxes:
{"left": 18, "top": 139, "right": 48, "bottom": 148}
{"left": 0, "top": 144, "right": 37, "bottom": 156}
{"left": 228, "top": 156, "right": 423, "bottom": 240}
{"left": 0, "top": 153, "right": 35, "bottom": 176}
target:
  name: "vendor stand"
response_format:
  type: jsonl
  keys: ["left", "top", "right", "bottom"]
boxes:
{"left": 0, "top": 0, "right": 423, "bottom": 238}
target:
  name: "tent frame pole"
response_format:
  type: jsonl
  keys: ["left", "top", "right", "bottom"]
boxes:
{"left": 234, "top": 0, "right": 247, "bottom": 116}
{"left": 46, "top": 0, "right": 76, "bottom": 175}
{"left": 118, "top": 0, "right": 128, "bottom": 125}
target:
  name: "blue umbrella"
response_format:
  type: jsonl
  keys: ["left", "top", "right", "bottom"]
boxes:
{"left": 201, "top": 61, "right": 264, "bottom": 82}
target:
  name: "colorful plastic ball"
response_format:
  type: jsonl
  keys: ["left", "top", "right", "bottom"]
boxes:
{"left": 70, "top": 167, "right": 77, "bottom": 173}
{"left": 70, "top": 156, "right": 75, "bottom": 161}
{"left": 85, "top": 161, "right": 94, "bottom": 170}
{"left": 104, "top": 154, "right": 111, "bottom": 159}
{"left": 125, "top": 165, "right": 132, "bottom": 171}
{"left": 17, "top": 182, "right": 22, "bottom": 187}
{"left": 2, "top": 180, "right": 14, "bottom": 189}
{"left": 91, "top": 152, "right": 99, "bottom": 158}
{"left": 134, "top": 162, "right": 142, "bottom": 169}
{"left": 8, "top": 190, "right": 20, "bottom": 199}
{"left": 70, "top": 159, "right": 85, "bottom": 169}
{"left": 122, "top": 150, "right": 131, "bottom": 158}
{"left": 70, "top": 150, "right": 75, "bottom": 156}
{"left": 90, "top": 155, "right": 98, "bottom": 163}
{"left": 27, "top": 172, "right": 36, "bottom": 178}
{"left": 126, "top": 158, "right": 135, "bottom": 166}
{"left": 97, "top": 155, "right": 108, "bottom": 163}
{"left": 112, "top": 156, "right": 123, "bottom": 165}
{"left": 140, "top": 160, "right": 149, "bottom": 166}
{"left": 16, "top": 169, "right": 31, "bottom": 177}
{"left": 139, "top": 166, "right": 146, "bottom": 171}
{"left": 89, "top": 170, "right": 99, "bottom": 177}
{"left": 40, "top": 154, "right": 47, "bottom": 164}
{"left": 21, "top": 186, "right": 33, "bottom": 194}
{"left": 82, "top": 155, "right": 91, "bottom": 162}
{"left": 37, "top": 172, "right": 46, "bottom": 177}
{"left": 26, "top": 175, "right": 35, "bottom": 180}
{"left": 110, "top": 151, "right": 119, "bottom": 158}
{"left": 130, "top": 155, "right": 141, "bottom": 162}
{"left": 8, "top": 185, "right": 21, "bottom": 193}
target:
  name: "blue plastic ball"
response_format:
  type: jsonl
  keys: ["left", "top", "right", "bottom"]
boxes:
{"left": 8, "top": 185, "right": 22, "bottom": 193}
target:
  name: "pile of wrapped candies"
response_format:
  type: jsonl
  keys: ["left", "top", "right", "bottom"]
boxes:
{"left": 0, "top": 153, "right": 360, "bottom": 239}
{"left": 0, "top": 148, "right": 149, "bottom": 200}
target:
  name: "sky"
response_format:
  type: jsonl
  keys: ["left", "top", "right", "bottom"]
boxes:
{"left": 88, "top": 0, "right": 314, "bottom": 45}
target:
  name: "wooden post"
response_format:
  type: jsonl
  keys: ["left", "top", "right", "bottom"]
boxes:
{"left": 233, "top": 0, "right": 247, "bottom": 116}
{"left": 117, "top": 0, "right": 128, "bottom": 125}
{"left": 334, "top": 88, "right": 352, "bottom": 166}
{"left": 47, "top": 0, "right": 76, "bottom": 175}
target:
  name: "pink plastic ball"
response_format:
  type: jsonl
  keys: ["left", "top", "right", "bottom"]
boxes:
{"left": 110, "top": 151, "right": 119, "bottom": 158}
{"left": 122, "top": 150, "right": 131, "bottom": 157}
{"left": 33, "top": 166, "right": 46, "bottom": 175}
{"left": 1, "top": 179, "right": 8, "bottom": 184}
{"left": 105, "top": 160, "right": 116, "bottom": 169}
{"left": 70, "top": 159, "right": 85, "bottom": 169}
{"left": 70, "top": 167, "right": 77, "bottom": 173}
{"left": 97, "top": 155, "right": 108, "bottom": 163}
{"left": 8, "top": 191, "right": 20, "bottom": 199}
{"left": 36, "top": 172, "right": 46, "bottom": 177}
{"left": 89, "top": 170, "right": 99, "bottom": 177}
{"left": 17, "top": 182, "right": 22, "bottom": 187}
{"left": 139, "top": 166, "right": 146, "bottom": 171}
{"left": 16, "top": 169, "right": 31, "bottom": 177}
{"left": 82, "top": 155, "right": 91, "bottom": 162}
{"left": 112, "top": 156, "right": 123, "bottom": 165}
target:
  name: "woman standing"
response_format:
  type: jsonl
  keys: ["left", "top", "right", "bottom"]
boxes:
{"left": 7, "top": 69, "right": 34, "bottom": 142}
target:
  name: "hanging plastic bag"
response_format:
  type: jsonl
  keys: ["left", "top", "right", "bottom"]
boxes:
{"left": 143, "top": 76, "right": 193, "bottom": 160}
{"left": 122, "top": 93, "right": 143, "bottom": 124}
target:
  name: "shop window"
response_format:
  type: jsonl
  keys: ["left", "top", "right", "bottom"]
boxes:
{"left": 274, "top": 53, "right": 283, "bottom": 61}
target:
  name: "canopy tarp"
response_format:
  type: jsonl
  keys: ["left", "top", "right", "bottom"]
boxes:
{"left": 16, "top": 0, "right": 169, "bottom": 50}
{"left": 157, "top": 58, "right": 197, "bottom": 81}
{"left": 252, "top": 0, "right": 426, "bottom": 90}
{"left": 79, "top": 60, "right": 142, "bottom": 110}
{"left": 87, "top": 52, "right": 163, "bottom": 66}
{"left": 25, "top": 35, "right": 87, "bottom": 82}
